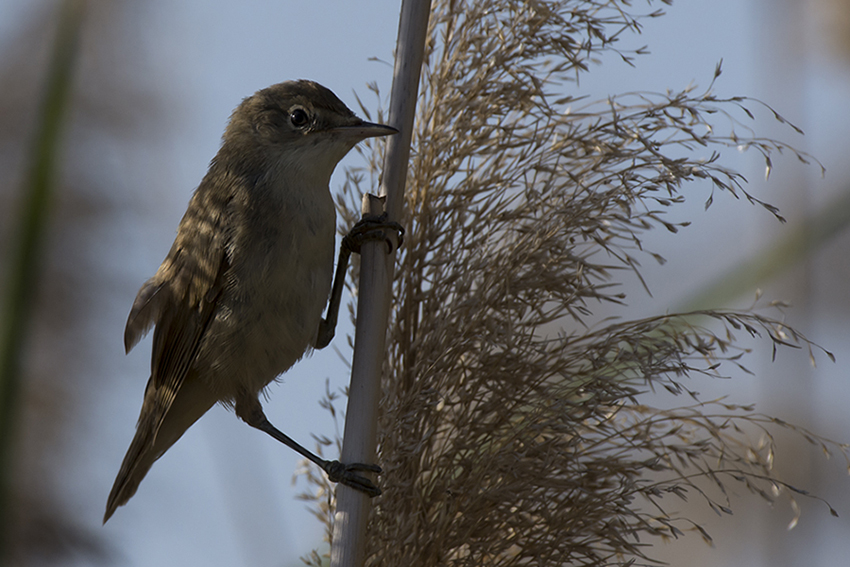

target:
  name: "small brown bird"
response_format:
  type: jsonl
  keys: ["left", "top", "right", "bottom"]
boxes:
{"left": 104, "top": 80, "right": 396, "bottom": 523}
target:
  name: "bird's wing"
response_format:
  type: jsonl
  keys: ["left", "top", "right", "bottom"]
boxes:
{"left": 107, "top": 249, "right": 229, "bottom": 524}
{"left": 106, "top": 189, "right": 234, "bottom": 523}
{"left": 124, "top": 185, "right": 234, "bottom": 419}
{"left": 150, "top": 246, "right": 229, "bottom": 403}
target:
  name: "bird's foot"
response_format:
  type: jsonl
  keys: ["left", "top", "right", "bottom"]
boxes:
{"left": 343, "top": 214, "right": 405, "bottom": 255}
{"left": 323, "top": 460, "right": 382, "bottom": 497}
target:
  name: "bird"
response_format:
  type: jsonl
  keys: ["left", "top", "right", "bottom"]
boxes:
{"left": 104, "top": 80, "right": 397, "bottom": 523}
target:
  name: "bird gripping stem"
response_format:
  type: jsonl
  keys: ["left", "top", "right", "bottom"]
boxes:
{"left": 315, "top": 194, "right": 404, "bottom": 350}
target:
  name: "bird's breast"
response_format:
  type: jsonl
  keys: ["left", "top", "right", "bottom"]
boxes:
{"left": 199, "top": 181, "right": 336, "bottom": 400}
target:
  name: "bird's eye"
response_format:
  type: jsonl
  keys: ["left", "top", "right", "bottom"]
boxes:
{"left": 289, "top": 108, "right": 310, "bottom": 128}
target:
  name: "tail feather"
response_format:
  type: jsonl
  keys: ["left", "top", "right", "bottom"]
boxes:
{"left": 104, "top": 374, "right": 218, "bottom": 523}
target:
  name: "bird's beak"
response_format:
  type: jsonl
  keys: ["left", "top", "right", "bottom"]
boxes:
{"left": 334, "top": 120, "right": 398, "bottom": 139}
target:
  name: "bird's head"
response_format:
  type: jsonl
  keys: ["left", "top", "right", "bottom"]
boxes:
{"left": 222, "top": 80, "right": 396, "bottom": 180}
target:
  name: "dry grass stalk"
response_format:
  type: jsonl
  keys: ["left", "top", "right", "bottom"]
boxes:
{"left": 299, "top": 1, "right": 845, "bottom": 565}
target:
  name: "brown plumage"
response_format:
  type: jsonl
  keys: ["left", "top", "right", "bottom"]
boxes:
{"left": 105, "top": 81, "right": 394, "bottom": 522}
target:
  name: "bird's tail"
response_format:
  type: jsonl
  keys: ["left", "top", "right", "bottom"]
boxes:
{"left": 104, "top": 374, "right": 217, "bottom": 523}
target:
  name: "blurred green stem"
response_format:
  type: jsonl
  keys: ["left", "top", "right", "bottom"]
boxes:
{"left": 0, "top": 0, "right": 84, "bottom": 557}
{"left": 677, "top": 189, "right": 850, "bottom": 311}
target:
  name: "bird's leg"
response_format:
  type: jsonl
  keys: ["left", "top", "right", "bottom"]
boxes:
{"left": 314, "top": 212, "right": 404, "bottom": 349}
{"left": 235, "top": 396, "right": 382, "bottom": 497}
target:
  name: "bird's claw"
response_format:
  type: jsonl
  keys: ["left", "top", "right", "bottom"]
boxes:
{"left": 323, "top": 460, "right": 382, "bottom": 497}
{"left": 343, "top": 214, "right": 405, "bottom": 255}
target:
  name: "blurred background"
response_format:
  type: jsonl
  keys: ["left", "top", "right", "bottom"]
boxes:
{"left": 0, "top": 0, "right": 848, "bottom": 566}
